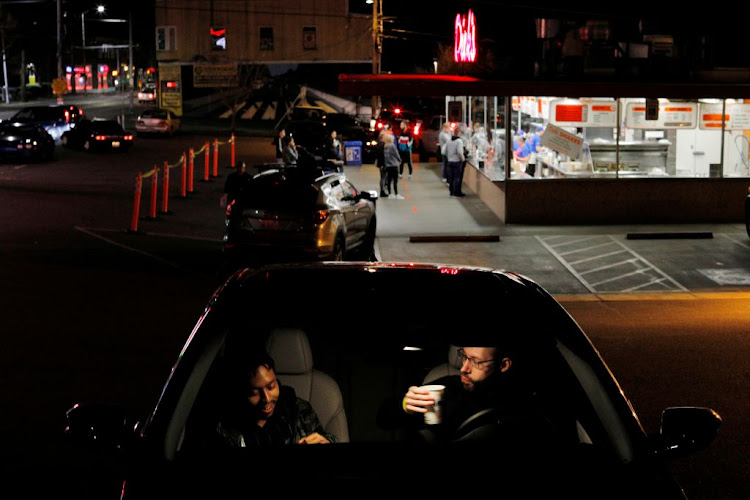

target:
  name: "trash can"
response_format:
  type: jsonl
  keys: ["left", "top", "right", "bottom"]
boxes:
{"left": 344, "top": 141, "right": 363, "bottom": 166}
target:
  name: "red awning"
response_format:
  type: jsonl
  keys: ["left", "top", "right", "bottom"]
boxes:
{"left": 338, "top": 73, "right": 750, "bottom": 99}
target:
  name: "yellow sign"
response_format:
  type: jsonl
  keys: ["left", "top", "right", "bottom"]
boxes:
{"left": 51, "top": 77, "right": 68, "bottom": 96}
{"left": 158, "top": 64, "right": 183, "bottom": 116}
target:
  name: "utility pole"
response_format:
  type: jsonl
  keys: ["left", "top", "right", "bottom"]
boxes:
{"left": 57, "top": 0, "right": 62, "bottom": 78}
{"left": 371, "top": 0, "right": 382, "bottom": 119}
{"left": 1, "top": 27, "right": 9, "bottom": 104}
{"left": 128, "top": 10, "right": 134, "bottom": 112}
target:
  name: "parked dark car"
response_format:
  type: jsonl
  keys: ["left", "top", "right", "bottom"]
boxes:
{"left": 61, "top": 119, "right": 134, "bottom": 152}
{"left": 6, "top": 104, "right": 85, "bottom": 144}
{"left": 62, "top": 262, "right": 721, "bottom": 499}
{"left": 0, "top": 121, "right": 56, "bottom": 162}
{"left": 222, "top": 166, "right": 377, "bottom": 268}
{"left": 283, "top": 119, "right": 328, "bottom": 157}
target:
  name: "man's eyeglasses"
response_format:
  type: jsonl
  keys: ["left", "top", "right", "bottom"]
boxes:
{"left": 457, "top": 349, "right": 494, "bottom": 369}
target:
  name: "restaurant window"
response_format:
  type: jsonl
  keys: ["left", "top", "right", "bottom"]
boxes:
{"left": 476, "top": 96, "right": 750, "bottom": 180}
{"left": 260, "top": 27, "right": 274, "bottom": 51}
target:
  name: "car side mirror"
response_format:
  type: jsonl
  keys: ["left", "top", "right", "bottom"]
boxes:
{"left": 65, "top": 403, "right": 133, "bottom": 451}
{"left": 655, "top": 406, "right": 721, "bottom": 458}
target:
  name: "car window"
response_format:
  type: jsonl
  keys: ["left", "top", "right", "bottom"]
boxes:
{"left": 170, "top": 267, "right": 631, "bottom": 459}
{"left": 238, "top": 173, "right": 318, "bottom": 210}
{"left": 92, "top": 121, "right": 124, "bottom": 134}
{"left": 142, "top": 110, "right": 169, "bottom": 119}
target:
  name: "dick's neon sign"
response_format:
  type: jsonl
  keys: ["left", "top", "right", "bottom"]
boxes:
{"left": 454, "top": 9, "right": 477, "bottom": 63}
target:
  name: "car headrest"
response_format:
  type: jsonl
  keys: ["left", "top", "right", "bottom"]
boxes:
{"left": 266, "top": 328, "right": 313, "bottom": 375}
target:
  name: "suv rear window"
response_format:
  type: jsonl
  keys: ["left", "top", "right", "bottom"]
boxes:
{"left": 238, "top": 171, "right": 319, "bottom": 210}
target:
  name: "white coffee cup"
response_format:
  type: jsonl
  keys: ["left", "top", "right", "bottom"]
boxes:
{"left": 421, "top": 384, "right": 446, "bottom": 425}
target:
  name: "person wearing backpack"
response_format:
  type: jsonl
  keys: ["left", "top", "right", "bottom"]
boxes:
{"left": 397, "top": 120, "right": 414, "bottom": 179}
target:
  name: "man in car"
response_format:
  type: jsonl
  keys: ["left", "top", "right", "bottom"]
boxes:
{"left": 378, "top": 344, "right": 570, "bottom": 446}
{"left": 214, "top": 351, "right": 336, "bottom": 447}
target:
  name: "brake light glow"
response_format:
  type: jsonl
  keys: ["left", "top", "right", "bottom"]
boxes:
{"left": 394, "top": 108, "right": 401, "bottom": 114}
{"left": 64, "top": 110, "right": 70, "bottom": 122}
{"left": 313, "top": 210, "right": 329, "bottom": 224}
{"left": 440, "top": 267, "right": 460, "bottom": 275}
{"left": 377, "top": 122, "right": 384, "bottom": 130}
{"left": 124, "top": 135, "right": 134, "bottom": 141}
{"left": 94, "top": 135, "right": 107, "bottom": 141}
{"left": 414, "top": 123, "right": 421, "bottom": 135}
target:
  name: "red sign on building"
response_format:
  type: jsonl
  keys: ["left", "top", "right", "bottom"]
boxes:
{"left": 454, "top": 10, "right": 477, "bottom": 63}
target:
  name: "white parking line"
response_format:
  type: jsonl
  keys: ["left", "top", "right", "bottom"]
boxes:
{"left": 74, "top": 226, "right": 185, "bottom": 271}
{"left": 536, "top": 234, "right": 688, "bottom": 293}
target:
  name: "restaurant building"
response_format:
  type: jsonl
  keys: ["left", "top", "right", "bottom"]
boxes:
{"left": 339, "top": 7, "right": 750, "bottom": 225}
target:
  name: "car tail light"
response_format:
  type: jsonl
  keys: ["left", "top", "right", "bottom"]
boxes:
{"left": 94, "top": 135, "right": 107, "bottom": 141}
{"left": 414, "top": 123, "right": 421, "bottom": 135}
{"left": 313, "top": 210, "right": 329, "bottom": 224}
{"left": 124, "top": 134, "right": 134, "bottom": 141}
{"left": 376, "top": 122, "right": 384, "bottom": 130}
{"left": 64, "top": 110, "right": 70, "bottom": 123}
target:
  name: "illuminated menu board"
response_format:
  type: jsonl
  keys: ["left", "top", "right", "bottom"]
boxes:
{"left": 625, "top": 101, "right": 697, "bottom": 129}
{"left": 699, "top": 103, "right": 750, "bottom": 130}
{"left": 549, "top": 99, "right": 617, "bottom": 128}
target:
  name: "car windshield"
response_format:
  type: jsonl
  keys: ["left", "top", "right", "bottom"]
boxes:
{"left": 11, "top": 107, "right": 60, "bottom": 122}
{"left": 91, "top": 121, "right": 124, "bottom": 134}
{"left": 166, "top": 265, "right": 636, "bottom": 483}
{"left": 141, "top": 110, "right": 169, "bottom": 119}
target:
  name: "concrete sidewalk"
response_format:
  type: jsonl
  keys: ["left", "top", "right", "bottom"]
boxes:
{"left": 343, "top": 161, "right": 750, "bottom": 295}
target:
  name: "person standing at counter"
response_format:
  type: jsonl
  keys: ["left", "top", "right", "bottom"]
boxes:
{"left": 444, "top": 127, "right": 466, "bottom": 198}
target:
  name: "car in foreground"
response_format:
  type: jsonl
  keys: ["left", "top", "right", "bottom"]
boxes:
{"left": 135, "top": 108, "right": 181, "bottom": 136}
{"left": 0, "top": 121, "right": 55, "bottom": 162}
{"left": 61, "top": 119, "right": 134, "bottom": 152}
{"left": 6, "top": 104, "right": 85, "bottom": 144}
{"left": 137, "top": 85, "right": 157, "bottom": 104}
{"left": 222, "top": 164, "right": 377, "bottom": 268}
{"left": 62, "top": 262, "right": 721, "bottom": 499}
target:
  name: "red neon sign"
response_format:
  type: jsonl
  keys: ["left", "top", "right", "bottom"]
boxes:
{"left": 454, "top": 9, "right": 477, "bottom": 63}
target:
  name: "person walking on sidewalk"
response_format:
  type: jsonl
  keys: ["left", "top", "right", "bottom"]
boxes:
{"left": 438, "top": 122, "right": 452, "bottom": 184}
{"left": 444, "top": 127, "right": 466, "bottom": 198}
{"left": 272, "top": 128, "right": 286, "bottom": 163}
{"left": 384, "top": 134, "right": 404, "bottom": 199}
{"left": 376, "top": 130, "right": 389, "bottom": 197}
{"left": 397, "top": 120, "right": 414, "bottom": 179}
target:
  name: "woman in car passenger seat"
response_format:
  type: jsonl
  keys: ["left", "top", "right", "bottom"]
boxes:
{"left": 282, "top": 136, "right": 298, "bottom": 166}
{"left": 212, "top": 351, "right": 335, "bottom": 447}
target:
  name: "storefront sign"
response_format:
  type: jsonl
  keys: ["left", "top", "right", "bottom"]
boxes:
{"left": 549, "top": 99, "right": 617, "bottom": 128}
{"left": 193, "top": 64, "right": 238, "bottom": 88}
{"left": 158, "top": 63, "right": 182, "bottom": 116}
{"left": 699, "top": 102, "right": 750, "bottom": 130}
{"left": 454, "top": 10, "right": 477, "bottom": 63}
{"left": 626, "top": 101, "right": 697, "bottom": 129}
{"left": 540, "top": 123, "right": 584, "bottom": 159}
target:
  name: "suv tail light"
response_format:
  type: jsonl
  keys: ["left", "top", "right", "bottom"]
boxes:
{"left": 313, "top": 210, "right": 329, "bottom": 224}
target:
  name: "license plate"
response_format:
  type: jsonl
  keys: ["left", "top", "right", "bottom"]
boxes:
{"left": 260, "top": 219, "right": 279, "bottom": 230}
{"left": 112, "top": 141, "right": 120, "bottom": 148}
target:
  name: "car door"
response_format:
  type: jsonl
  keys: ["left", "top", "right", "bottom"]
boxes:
{"left": 328, "top": 178, "right": 358, "bottom": 248}
{"left": 341, "top": 180, "right": 369, "bottom": 244}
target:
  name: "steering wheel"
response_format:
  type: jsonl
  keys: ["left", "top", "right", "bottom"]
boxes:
{"left": 453, "top": 408, "right": 501, "bottom": 442}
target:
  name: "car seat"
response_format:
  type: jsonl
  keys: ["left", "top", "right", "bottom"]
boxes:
{"left": 265, "top": 328, "right": 349, "bottom": 443}
{"left": 423, "top": 344, "right": 462, "bottom": 384}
